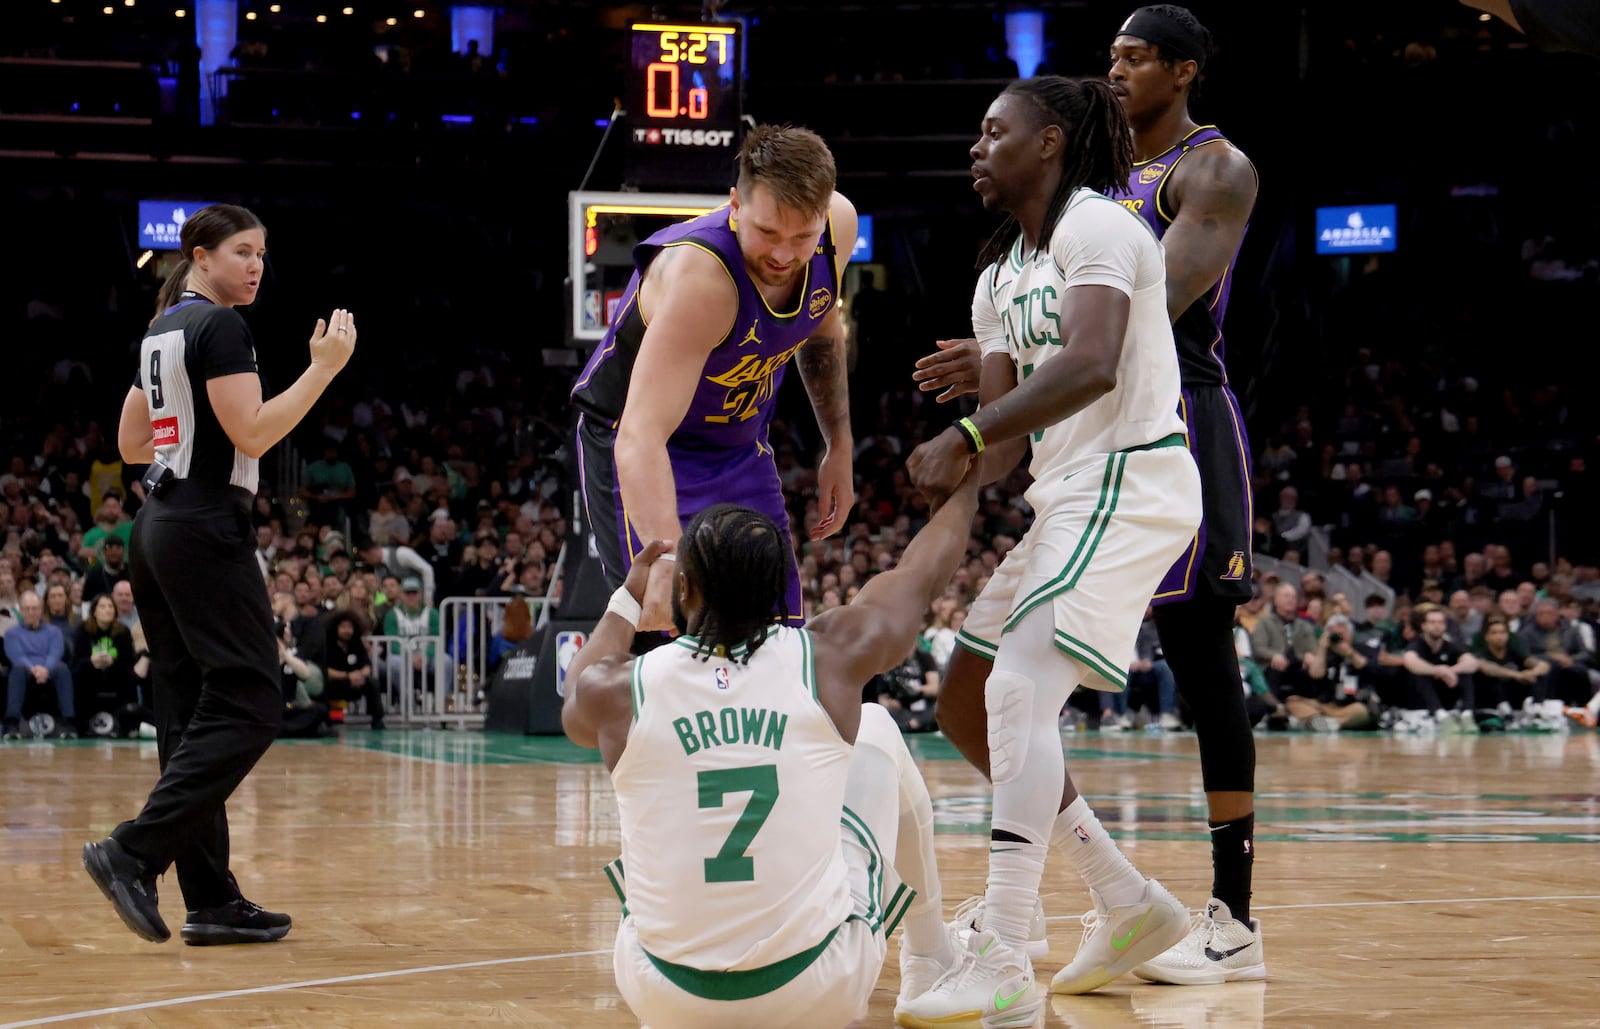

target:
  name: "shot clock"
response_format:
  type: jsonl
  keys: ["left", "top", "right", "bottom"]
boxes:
{"left": 624, "top": 22, "right": 744, "bottom": 189}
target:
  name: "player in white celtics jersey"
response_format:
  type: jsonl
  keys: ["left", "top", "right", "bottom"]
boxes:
{"left": 562, "top": 471, "right": 983, "bottom": 1029}
{"left": 899, "top": 76, "right": 1202, "bottom": 1027}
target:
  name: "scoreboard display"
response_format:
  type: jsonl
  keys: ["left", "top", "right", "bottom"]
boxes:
{"left": 567, "top": 191, "right": 728, "bottom": 343}
{"left": 624, "top": 22, "right": 744, "bottom": 189}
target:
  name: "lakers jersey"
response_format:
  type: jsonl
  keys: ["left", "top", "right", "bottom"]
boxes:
{"left": 1109, "top": 125, "right": 1255, "bottom": 388}
{"left": 570, "top": 207, "right": 840, "bottom": 454}
{"left": 609, "top": 626, "right": 852, "bottom": 970}
{"left": 972, "top": 187, "right": 1186, "bottom": 481}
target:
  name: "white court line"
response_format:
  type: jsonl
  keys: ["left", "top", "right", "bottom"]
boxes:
{"left": 12, "top": 893, "right": 1600, "bottom": 1027}
{"left": 1041, "top": 892, "right": 1600, "bottom": 923}
{"left": 0, "top": 947, "right": 610, "bottom": 1029}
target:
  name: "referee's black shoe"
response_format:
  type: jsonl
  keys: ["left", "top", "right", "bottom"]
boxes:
{"left": 82, "top": 838, "right": 170, "bottom": 943}
{"left": 181, "top": 897, "right": 292, "bottom": 945}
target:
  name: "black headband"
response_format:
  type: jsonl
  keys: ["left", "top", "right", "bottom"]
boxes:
{"left": 1116, "top": 6, "right": 1208, "bottom": 68}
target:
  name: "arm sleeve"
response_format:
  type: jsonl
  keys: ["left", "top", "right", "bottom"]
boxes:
{"left": 198, "top": 310, "right": 260, "bottom": 380}
{"left": 971, "top": 272, "right": 1009, "bottom": 357}
{"left": 1049, "top": 198, "right": 1143, "bottom": 299}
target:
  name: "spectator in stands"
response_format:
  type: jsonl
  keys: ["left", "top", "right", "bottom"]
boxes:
{"left": 382, "top": 575, "right": 442, "bottom": 699}
{"left": 1128, "top": 607, "right": 1180, "bottom": 730}
{"left": 366, "top": 492, "right": 411, "bottom": 547}
{"left": 1446, "top": 588, "right": 1481, "bottom": 647}
{"left": 321, "top": 610, "right": 384, "bottom": 730}
{"left": 43, "top": 581, "right": 79, "bottom": 654}
{"left": 1471, "top": 613, "right": 1549, "bottom": 716}
{"left": 80, "top": 493, "right": 131, "bottom": 561}
{"left": 1271, "top": 485, "right": 1312, "bottom": 557}
{"left": 1516, "top": 596, "right": 1597, "bottom": 706}
{"left": 1401, "top": 606, "right": 1479, "bottom": 731}
{"left": 83, "top": 535, "right": 130, "bottom": 601}
{"left": 870, "top": 638, "right": 940, "bottom": 733}
{"left": 1251, "top": 583, "right": 1318, "bottom": 694}
{"left": 488, "top": 593, "right": 535, "bottom": 670}
{"left": 73, "top": 593, "right": 137, "bottom": 736}
{"left": 301, "top": 442, "right": 357, "bottom": 528}
{"left": 110, "top": 579, "right": 138, "bottom": 632}
{"left": 454, "top": 532, "right": 504, "bottom": 597}
{"left": 3, "top": 590, "right": 76, "bottom": 738}
{"left": 1291, "top": 612, "right": 1377, "bottom": 730}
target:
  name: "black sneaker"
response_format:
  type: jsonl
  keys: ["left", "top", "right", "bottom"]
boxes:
{"left": 82, "top": 838, "right": 170, "bottom": 942}
{"left": 181, "top": 897, "right": 292, "bottom": 945}
{"left": 1, "top": 719, "right": 21, "bottom": 741}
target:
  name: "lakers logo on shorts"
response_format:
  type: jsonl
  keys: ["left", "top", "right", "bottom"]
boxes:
{"left": 1222, "top": 551, "right": 1246, "bottom": 581}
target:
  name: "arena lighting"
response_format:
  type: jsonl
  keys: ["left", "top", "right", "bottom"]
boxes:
{"left": 269, "top": 3, "right": 280, "bottom": 11}
{"left": 136, "top": 250, "right": 154, "bottom": 269}
{"left": 1005, "top": 10, "right": 1045, "bottom": 78}
{"left": 385, "top": 16, "right": 396, "bottom": 24}
{"left": 245, "top": 10, "right": 256, "bottom": 17}
{"left": 176, "top": 8, "right": 188, "bottom": 16}
{"left": 413, "top": 8, "right": 426, "bottom": 18}
{"left": 451, "top": 5, "right": 495, "bottom": 58}
{"left": 197, "top": 0, "right": 238, "bottom": 125}
{"left": 102, "top": 6, "right": 113, "bottom": 13}
{"left": 342, "top": 5, "right": 353, "bottom": 12}
{"left": 316, "top": 13, "right": 327, "bottom": 21}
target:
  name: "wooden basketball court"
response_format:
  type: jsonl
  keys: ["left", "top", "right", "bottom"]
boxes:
{"left": 4, "top": 729, "right": 1598, "bottom": 1027}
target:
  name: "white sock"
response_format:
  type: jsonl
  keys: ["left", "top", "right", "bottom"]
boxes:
{"left": 1054, "top": 796, "right": 1146, "bottom": 908}
{"left": 984, "top": 840, "right": 1048, "bottom": 951}
{"left": 1587, "top": 692, "right": 1600, "bottom": 717}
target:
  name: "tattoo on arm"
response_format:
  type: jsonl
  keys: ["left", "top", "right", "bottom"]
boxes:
{"left": 797, "top": 334, "right": 851, "bottom": 444}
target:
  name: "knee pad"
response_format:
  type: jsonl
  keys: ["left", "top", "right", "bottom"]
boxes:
{"left": 985, "top": 670, "right": 1035, "bottom": 785}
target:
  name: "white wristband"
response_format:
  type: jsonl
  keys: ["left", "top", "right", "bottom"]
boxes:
{"left": 606, "top": 586, "right": 643, "bottom": 629}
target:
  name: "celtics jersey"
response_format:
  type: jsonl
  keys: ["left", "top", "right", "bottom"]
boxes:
{"left": 972, "top": 187, "right": 1186, "bottom": 481}
{"left": 609, "top": 625, "right": 852, "bottom": 970}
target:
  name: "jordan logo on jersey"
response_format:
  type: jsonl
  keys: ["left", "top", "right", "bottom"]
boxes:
{"left": 738, "top": 322, "right": 762, "bottom": 347}
{"left": 1222, "top": 551, "right": 1246, "bottom": 581}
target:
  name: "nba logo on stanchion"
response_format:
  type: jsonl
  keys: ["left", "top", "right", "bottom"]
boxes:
{"left": 555, "top": 631, "right": 586, "bottom": 695}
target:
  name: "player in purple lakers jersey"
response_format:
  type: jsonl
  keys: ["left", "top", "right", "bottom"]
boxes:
{"left": 571, "top": 125, "right": 857, "bottom": 636}
{"left": 1107, "top": 4, "right": 1267, "bottom": 984}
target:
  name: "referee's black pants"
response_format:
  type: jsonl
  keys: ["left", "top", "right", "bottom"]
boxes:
{"left": 112, "top": 481, "right": 283, "bottom": 911}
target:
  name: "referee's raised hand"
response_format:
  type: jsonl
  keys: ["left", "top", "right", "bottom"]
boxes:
{"left": 310, "top": 308, "right": 358, "bottom": 372}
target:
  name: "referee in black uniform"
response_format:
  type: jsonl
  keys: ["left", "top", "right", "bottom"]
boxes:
{"left": 83, "top": 204, "right": 356, "bottom": 945}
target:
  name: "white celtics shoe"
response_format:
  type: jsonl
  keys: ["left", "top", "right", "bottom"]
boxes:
{"left": 895, "top": 920, "right": 966, "bottom": 1013}
{"left": 1048, "top": 879, "right": 1188, "bottom": 995}
{"left": 894, "top": 928, "right": 1041, "bottom": 1029}
{"left": 948, "top": 893, "right": 1049, "bottom": 959}
{"left": 1133, "top": 897, "right": 1266, "bottom": 985}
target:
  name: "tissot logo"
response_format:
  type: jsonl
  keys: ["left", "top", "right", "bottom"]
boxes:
{"left": 633, "top": 128, "right": 736, "bottom": 147}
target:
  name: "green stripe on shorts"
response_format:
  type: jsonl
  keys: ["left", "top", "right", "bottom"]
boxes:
{"left": 1054, "top": 629, "right": 1129, "bottom": 690}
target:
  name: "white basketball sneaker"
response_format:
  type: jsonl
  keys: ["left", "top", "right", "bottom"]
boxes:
{"left": 1133, "top": 897, "right": 1266, "bottom": 986}
{"left": 948, "top": 893, "right": 1049, "bottom": 959}
{"left": 895, "top": 921, "right": 966, "bottom": 1014}
{"left": 1048, "top": 879, "right": 1188, "bottom": 995}
{"left": 894, "top": 928, "right": 1040, "bottom": 1029}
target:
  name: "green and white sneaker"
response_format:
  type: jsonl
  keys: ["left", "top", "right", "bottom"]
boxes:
{"left": 895, "top": 928, "right": 1040, "bottom": 1029}
{"left": 948, "top": 893, "right": 1049, "bottom": 959}
{"left": 1049, "top": 879, "right": 1188, "bottom": 995}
